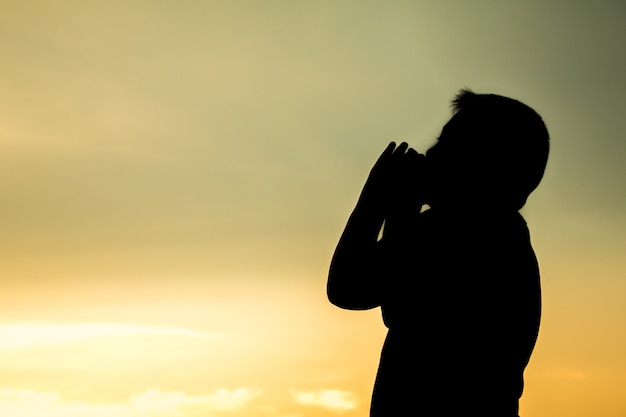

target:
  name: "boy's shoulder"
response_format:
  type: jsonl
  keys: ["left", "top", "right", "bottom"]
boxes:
{"left": 418, "top": 207, "right": 529, "bottom": 241}
{"left": 419, "top": 207, "right": 526, "bottom": 223}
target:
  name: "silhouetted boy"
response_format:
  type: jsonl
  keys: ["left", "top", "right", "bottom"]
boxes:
{"left": 328, "top": 89, "right": 549, "bottom": 416}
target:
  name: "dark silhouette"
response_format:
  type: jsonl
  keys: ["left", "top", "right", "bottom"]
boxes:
{"left": 328, "top": 89, "right": 549, "bottom": 416}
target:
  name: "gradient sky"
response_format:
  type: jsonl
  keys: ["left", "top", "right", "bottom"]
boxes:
{"left": 1, "top": 1, "right": 625, "bottom": 416}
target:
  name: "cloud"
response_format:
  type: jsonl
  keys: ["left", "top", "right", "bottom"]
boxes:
{"left": 291, "top": 389, "right": 357, "bottom": 412}
{"left": 0, "top": 388, "right": 130, "bottom": 417}
{"left": 131, "top": 388, "right": 259, "bottom": 414}
{"left": 0, "top": 323, "right": 223, "bottom": 348}
{"left": 0, "top": 387, "right": 258, "bottom": 417}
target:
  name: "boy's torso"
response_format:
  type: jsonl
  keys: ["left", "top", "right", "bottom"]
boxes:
{"left": 373, "top": 208, "right": 541, "bottom": 411}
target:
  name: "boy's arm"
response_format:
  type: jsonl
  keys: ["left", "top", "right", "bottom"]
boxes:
{"left": 327, "top": 142, "right": 424, "bottom": 310}
{"left": 327, "top": 201, "right": 385, "bottom": 310}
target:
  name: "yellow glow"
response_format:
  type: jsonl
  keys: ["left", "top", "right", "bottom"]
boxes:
{"left": 0, "top": 323, "right": 221, "bottom": 348}
{"left": 0, "top": 387, "right": 258, "bottom": 417}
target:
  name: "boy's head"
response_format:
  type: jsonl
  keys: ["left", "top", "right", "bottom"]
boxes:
{"left": 425, "top": 89, "right": 550, "bottom": 211}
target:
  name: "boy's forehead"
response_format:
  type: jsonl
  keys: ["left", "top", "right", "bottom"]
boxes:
{"left": 440, "top": 108, "right": 485, "bottom": 139}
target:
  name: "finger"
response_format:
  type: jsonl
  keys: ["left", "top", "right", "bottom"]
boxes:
{"left": 384, "top": 141, "right": 396, "bottom": 155}
{"left": 393, "top": 142, "right": 409, "bottom": 155}
{"left": 390, "top": 143, "right": 409, "bottom": 168}
{"left": 380, "top": 142, "right": 396, "bottom": 159}
{"left": 372, "top": 142, "right": 396, "bottom": 170}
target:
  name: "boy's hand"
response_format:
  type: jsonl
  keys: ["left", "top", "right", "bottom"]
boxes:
{"left": 391, "top": 145, "right": 426, "bottom": 211}
{"left": 358, "top": 142, "right": 396, "bottom": 206}
{"left": 359, "top": 142, "right": 425, "bottom": 213}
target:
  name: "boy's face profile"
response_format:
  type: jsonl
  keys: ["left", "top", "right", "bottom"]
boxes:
{"left": 424, "top": 111, "right": 478, "bottom": 208}
{"left": 420, "top": 90, "right": 548, "bottom": 211}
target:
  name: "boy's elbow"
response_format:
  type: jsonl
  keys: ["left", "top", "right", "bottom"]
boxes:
{"left": 327, "top": 278, "right": 379, "bottom": 310}
{"left": 327, "top": 286, "right": 352, "bottom": 309}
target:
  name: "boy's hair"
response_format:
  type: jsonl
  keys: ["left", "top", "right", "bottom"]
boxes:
{"left": 449, "top": 88, "right": 550, "bottom": 210}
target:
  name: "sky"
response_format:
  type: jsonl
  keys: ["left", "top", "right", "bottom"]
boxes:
{"left": 1, "top": 1, "right": 625, "bottom": 416}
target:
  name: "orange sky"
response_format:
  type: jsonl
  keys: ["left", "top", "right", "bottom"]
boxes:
{"left": 1, "top": 1, "right": 625, "bottom": 416}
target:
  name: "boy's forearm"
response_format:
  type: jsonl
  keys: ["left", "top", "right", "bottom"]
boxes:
{"left": 345, "top": 191, "right": 387, "bottom": 241}
{"left": 327, "top": 198, "right": 385, "bottom": 310}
